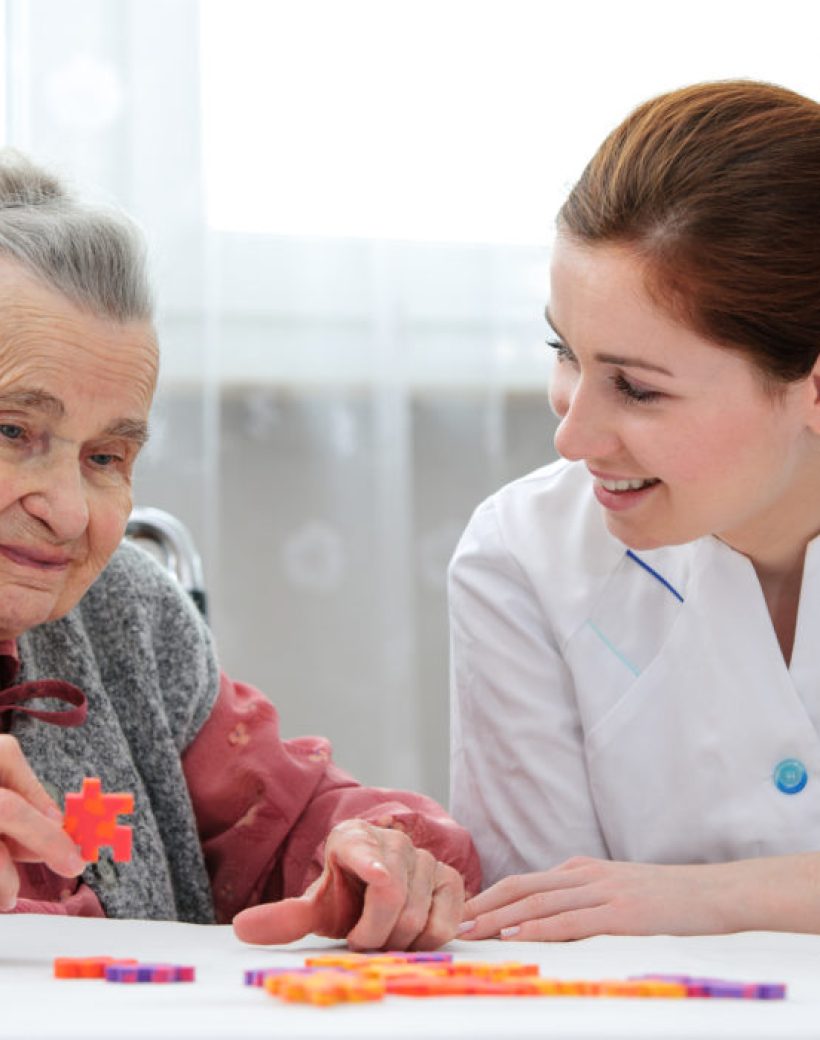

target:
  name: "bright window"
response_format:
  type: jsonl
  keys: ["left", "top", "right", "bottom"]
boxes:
{"left": 201, "top": 0, "right": 820, "bottom": 247}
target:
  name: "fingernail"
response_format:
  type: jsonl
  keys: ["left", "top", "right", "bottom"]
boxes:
{"left": 500, "top": 925, "right": 521, "bottom": 939}
{"left": 0, "top": 886, "right": 17, "bottom": 911}
{"left": 457, "top": 920, "right": 476, "bottom": 934}
{"left": 46, "top": 805, "right": 64, "bottom": 823}
{"left": 66, "top": 849, "right": 86, "bottom": 872}
{"left": 370, "top": 859, "right": 389, "bottom": 874}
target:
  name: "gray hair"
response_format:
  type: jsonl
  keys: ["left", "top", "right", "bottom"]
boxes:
{"left": 0, "top": 148, "right": 153, "bottom": 322}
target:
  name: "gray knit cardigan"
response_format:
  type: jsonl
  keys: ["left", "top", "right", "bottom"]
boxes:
{"left": 12, "top": 541, "right": 220, "bottom": 923}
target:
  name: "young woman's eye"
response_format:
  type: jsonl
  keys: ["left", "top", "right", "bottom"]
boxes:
{"left": 612, "top": 372, "right": 662, "bottom": 404}
{"left": 547, "top": 339, "right": 575, "bottom": 364}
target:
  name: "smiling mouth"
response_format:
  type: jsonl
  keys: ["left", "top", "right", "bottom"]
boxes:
{"left": 597, "top": 477, "right": 661, "bottom": 492}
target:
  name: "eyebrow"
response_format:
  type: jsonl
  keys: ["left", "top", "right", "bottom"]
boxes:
{"left": 104, "top": 419, "right": 150, "bottom": 447}
{"left": 0, "top": 388, "right": 149, "bottom": 446}
{"left": 545, "top": 308, "right": 675, "bottom": 378}
{"left": 0, "top": 388, "right": 65, "bottom": 417}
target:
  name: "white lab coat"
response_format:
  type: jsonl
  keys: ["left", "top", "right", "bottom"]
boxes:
{"left": 449, "top": 458, "right": 820, "bottom": 887}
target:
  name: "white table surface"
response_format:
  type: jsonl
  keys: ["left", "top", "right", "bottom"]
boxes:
{"left": 3, "top": 915, "right": 820, "bottom": 1039}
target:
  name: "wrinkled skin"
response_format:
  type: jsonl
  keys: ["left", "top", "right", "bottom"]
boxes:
{"left": 0, "top": 259, "right": 158, "bottom": 908}
{"left": 233, "top": 819, "right": 465, "bottom": 950}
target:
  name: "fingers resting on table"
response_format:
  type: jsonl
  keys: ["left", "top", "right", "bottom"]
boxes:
{"left": 233, "top": 817, "right": 465, "bottom": 951}
{"left": 458, "top": 856, "right": 725, "bottom": 942}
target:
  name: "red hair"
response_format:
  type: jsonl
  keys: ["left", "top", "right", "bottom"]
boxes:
{"left": 559, "top": 80, "right": 820, "bottom": 382}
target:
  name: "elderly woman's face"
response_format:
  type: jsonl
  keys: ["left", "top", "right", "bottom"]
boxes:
{"left": 0, "top": 260, "right": 158, "bottom": 640}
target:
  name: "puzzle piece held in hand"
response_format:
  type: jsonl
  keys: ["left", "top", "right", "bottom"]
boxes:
{"left": 63, "top": 777, "right": 134, "bottom": 862}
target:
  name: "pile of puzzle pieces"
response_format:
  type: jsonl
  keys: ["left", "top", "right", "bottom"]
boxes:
{"left": 54, "top": 949, "right": 787, "bottom": 1005}
{"left": 54, "top": 951, "right": 787, "bottom": 1003}
{"left": 243, "top": 952, "right": 787, "bottom": 1006}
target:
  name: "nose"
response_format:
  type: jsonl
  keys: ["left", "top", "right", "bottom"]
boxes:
{"left": 551, "top": 374, "right": 620, "bottom": 463}
{"left": 21, "top": 454, "right": 90, "bottom": 542}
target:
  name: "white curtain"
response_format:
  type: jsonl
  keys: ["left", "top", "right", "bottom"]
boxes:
{"left": 5, "top": 0, "right": 819, "bottom": 804}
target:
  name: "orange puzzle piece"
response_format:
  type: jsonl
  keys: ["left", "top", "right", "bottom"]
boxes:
{"left": 264, "top": 971, "right": 385, "bottom": 1006}
{"left": 54, "top": 956, "right": 138, "bottom": 979}
{"left": 63, "top": 777, "right": 134, "bottom": 862}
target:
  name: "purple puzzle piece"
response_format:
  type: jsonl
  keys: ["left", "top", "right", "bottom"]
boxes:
{"left": 105, "top": 962, "right": 195, "bottom": 983}
{"left": 244, "top": 966, "right": 333, "bottom": 987}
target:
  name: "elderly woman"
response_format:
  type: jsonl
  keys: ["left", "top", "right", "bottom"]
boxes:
{"left": 0, "top": 150, "right": 478, "bottom": 950}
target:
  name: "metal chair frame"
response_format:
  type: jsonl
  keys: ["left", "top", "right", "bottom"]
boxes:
{"left": 125, "top": 507, "right": 208, "bottom": 619}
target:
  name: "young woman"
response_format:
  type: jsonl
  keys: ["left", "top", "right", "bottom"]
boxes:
{"left": 450, "top": 80, "right": 820, "bottom": 940}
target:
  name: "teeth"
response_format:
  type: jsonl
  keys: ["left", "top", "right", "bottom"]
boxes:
{"left": 599, "top": 477, "right": 658, "bottom": 492}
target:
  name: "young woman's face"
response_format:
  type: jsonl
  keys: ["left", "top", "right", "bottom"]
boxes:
{"left": 548, "top": 234, "right": 820, "bottom": 558}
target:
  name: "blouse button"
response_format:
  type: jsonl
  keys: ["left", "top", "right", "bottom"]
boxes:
{"left": 773, "top": 758, "right": 808, "bottom": 795}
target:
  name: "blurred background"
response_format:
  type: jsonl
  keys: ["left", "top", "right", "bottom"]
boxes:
{"left": 3, "top": 0, "right": 818, "bottom": 804}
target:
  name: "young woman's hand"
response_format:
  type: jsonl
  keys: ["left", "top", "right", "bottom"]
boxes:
{"left": 233, "top": 818, "right": 465, "bottom": 950}
{"left": 0, "top": 734, "right": 86, "bottom": 910}
{"left": 457, "top": 856, "right": 737, "bottom": 941}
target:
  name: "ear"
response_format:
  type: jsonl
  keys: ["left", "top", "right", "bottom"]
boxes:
{"left": 808, "top": 354, "right": 820, "bottom": 435}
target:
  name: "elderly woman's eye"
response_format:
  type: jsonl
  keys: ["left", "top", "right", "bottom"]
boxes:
{"left": 0, "top": 423, "right": 25, "bottom": 441}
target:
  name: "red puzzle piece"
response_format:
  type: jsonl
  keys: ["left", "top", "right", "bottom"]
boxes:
{"left": 63, "top": 777, "right": 134, "bottom": 862}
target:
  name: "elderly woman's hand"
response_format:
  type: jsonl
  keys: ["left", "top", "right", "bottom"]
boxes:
{"left": 0, "top": 734, "right": 86, "bottom": 910}
{"left": 232, "top": 818, "right": 465, "bottom": 950}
